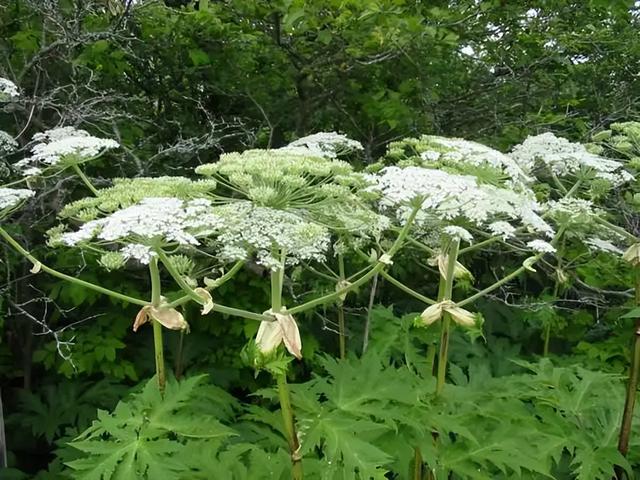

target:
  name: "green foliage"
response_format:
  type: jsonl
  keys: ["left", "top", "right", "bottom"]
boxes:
{"left": 3, "top": 1, "right": 640, "bottom": 478}
{"left": 8, "top": 380, "right": 126, "bottom": 444}
{"left": 66, "top": 375, "right": 238, "bottom": 479}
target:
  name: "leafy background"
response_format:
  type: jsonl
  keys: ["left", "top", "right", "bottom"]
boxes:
{"left": 1, "top": 0, "right": 640, "bottom": 478}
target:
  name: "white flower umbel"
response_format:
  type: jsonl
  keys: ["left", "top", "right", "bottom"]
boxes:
{"left": 59, "top": 197, "right": 222, "bottom": 250}
{"left": 279, "top": 132, "right": 363, "bottom": 159}
{"left": 545, "top": 197, "right": 598, "bottom": 227}
{"left": 443, "top": 226, "right": 473, "bottom": 243}
{"left": 0, "top": 131, "right": 17, "bottom": 156}
{"left": 526, "top": 239, "right": 556, "bottom": 254}
{"left": 0, "top": 78, "right": 19, "bottom": 101}
{"left": 415, "top": 135, "right": 531, "bottom": 187}
{"left": 367, "top": 166, "right": 553, "bottom": 236}
{"left": 15, "top": 127, "right": 119, "bottom": 175}
{"left": 0, "top": 188, "right": 34, "bottom": 210}
{"left": 488, "top": 221, "right": 517, "bottom": 240}
{"left": 210, "top": 202, "right": 331, "bottom": 269}
{"left": 585, "top": 237, "right": 623, "bottom": 255}
{"left": 511, "top": 132, "right": 633, "bottom": 186}
{"left": 121, "top": 243, "right": 157, "bottom": 264}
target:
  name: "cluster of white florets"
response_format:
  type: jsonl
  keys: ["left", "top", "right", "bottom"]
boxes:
{"left": 585, "top": 237, "right": 623, "bottom": 255}
{"left": 544, "top": 197, "right": 598, "bottom": 226}
{"left": 120, "top": 243, "right": 157, "bottom": 264}
{"left": 367, "top": 166, "right": 552, "bottom": 236}
{"left": 0, "top": 131, "right": 17, "bottom": 156}
{"left": 442, "top": 225, "right": 474, "bottom": 243}
{"left": 417, "top": 136, "right": 531, "bottom": 187}
{"left": 0, "top": 78, "right": 19, "bottom": 101}
{"left": 487, "top": 220, "right": 517, "bottom": 240}
{"left": 59, "top": 197, "right": 221, "bottom": 250}
{"left": 0, "top": 188, "right": 34, "bottom": 210}
{"left": 511, "top": 133, "right": 633, "bottom": 186}
{"left": 210, "top": 202, "right": 331, "bottom": 269}
{"left": 14, "top": 127, "right": 119, "bottom": 176}
{"left": 279, "top": 132, "right": 364, "bottom": 159}
{"left": 526, "top": 239, "right": 556, "bottom": 254}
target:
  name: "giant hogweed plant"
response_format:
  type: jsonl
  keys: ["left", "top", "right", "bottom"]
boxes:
{"left": 1, "top": 75, "right": 640, "bottom": 478}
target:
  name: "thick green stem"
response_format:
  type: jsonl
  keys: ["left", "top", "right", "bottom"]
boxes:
{"left": 71, "top": 163, "right": 99, "bottom": 196}
{"left": 149, "top": 257, "right": 166, "bottom": 393}
{"left": 288, "top": 203, "right": 421, "bottom": 315}
{"left": 337, "top": 254, "right": 346, "bottom": 359}
{"left": 617, "top": 266, "right": 640, "bottom": 472}
{"left": 270, "top": 252, "right": 303, "bottom": 479}
{"left": 413, "top": 447, "right": 423, "bottom": 480}
{"left": 436, "top": 239, "right": 460, "bottom": 396}
{"left": 0, "top": 227, "right": 148, "bottom": 306}
{"left": 544, "top": 244, "right": 565, "bottom": 357}
{"left": 362, "top": 272, "right": 379, "bottom": 354}
{"left": 277, "top": 373, "right": 303, "bottom": 480}
{"left": 543, "top": 324, "right": 551, "bottom": 357}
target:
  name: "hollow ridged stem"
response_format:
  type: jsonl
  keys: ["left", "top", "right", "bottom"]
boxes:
{"left": 270, "top": 252, "right": 303, "bottom": 479}
{"left": 436, "top": 239, "right": 459, "bottom": 396}
{"left": 149, "top": 257, "right": 166, "bottom": 394}
{"left": 617, "top": 266, "right": 640, "bottom": 477}
{"left": 277, "top": 373, "right": 303, "bottom": 480}
{"left": 337, "top": 254, "right": 346, "bottom": 359}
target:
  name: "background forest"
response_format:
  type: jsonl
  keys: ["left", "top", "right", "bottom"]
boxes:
{"left": 2, "top": 0, "right": 640, "bottom": 479}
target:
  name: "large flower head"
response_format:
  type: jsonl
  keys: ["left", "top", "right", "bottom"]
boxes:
{"left": 207, "top": 201, "right": 331, "bottom": 270}
{"left": 278, "top": 131, "right": 363, "bottom": 159}
{"left": 510, "top": 132, "right": 632, "bottom": 187}
{"left": 0, "top": 131, "right": 17, "bottom": 157}
{"left": 383, "top": 135, "right": 531, "bottom": 188}
{"left": 59, "top": 176, "right": 217, "bottom": 221}
{"left": 15, "top": 127, "right": 119, "bottom": 176}
{"left": 0, "top": 187, "right": 34, "bottom": 213}
{"left": 52, "top": 197, "right": 222, "bottom": 263}
{"left": 195, "top": 149, "right": 356, "bottom": 211}
{"left": 366, "top": 166, "right": 552, "bottom": 240}
{"left": 0, "top": 78, "right": 19, "bottom": 102}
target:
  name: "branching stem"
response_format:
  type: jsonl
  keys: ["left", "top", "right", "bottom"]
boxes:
{"left": 0, "top": 227, "right": 148, "bottom": 306}
{"left": 71, "top": 163, "right": 99, "bottom": 196}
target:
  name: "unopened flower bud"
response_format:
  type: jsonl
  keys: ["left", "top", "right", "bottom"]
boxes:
{"left": 99, "top": 251, "right": 126, "bottom": 271}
